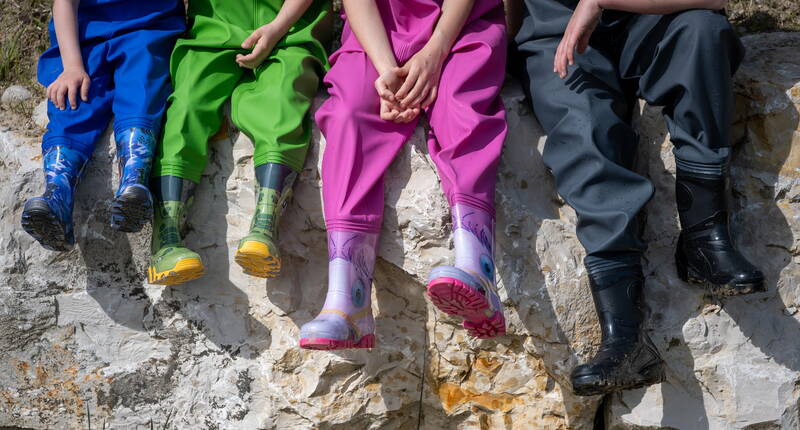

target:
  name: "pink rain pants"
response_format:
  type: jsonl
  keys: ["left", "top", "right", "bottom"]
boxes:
{"left": 316, "top": 0, "right": 508, "bottom": 233}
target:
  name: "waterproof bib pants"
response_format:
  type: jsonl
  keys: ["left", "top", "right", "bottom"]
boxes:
{"left": 316, "top": 0, "right": 508, "bottom": 233}
{"left": 37, "top": 0, "right": 186, "bottom": 157}
{"left": 515, "top": 3, "right": 745, "bottom": 273}
{"left": 153, "top": 0, "right": 331, "bottom": 182}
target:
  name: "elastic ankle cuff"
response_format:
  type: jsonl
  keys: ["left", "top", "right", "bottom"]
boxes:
{"left": 675, "top": 158, "right": 729, "bottom": 177}
{"left": 585, "top": 253, "right": 642, "bottom": 278}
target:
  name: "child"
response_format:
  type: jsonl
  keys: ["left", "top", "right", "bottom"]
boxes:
{"left": 512, "top": 0, "right": 760, "bottom": 395}
{"left": 300, "top": 0, "right": 509, "bottom": 350}
{"left": 146, "top": 0, "right": 330, "bottom": 285}
{"left": 21, "top": 0, "right": 186, "bottom": 251}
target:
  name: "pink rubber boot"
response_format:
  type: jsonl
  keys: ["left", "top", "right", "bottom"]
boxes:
{"left": 299, "top": 230, "right": 378, "bottom": 350}
{"left": 427, "top": 203, "right": 506, "bottom": 338}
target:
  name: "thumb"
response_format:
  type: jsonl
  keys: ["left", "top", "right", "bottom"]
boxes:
{"left": 241, "top": 32, "right": 260, "bottom": 49}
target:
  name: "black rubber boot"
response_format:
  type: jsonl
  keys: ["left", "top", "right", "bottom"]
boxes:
{"left": 674, "top": 165, "right": 765, "bottom": 295}
{"left": 571, "top": 267, "right": 665, "bottom": 397}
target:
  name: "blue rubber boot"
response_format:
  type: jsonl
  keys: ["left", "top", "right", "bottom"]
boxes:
{"left": 21, "top": 146, "right": 88, "bottom": 251}
{"left": 111, "top": 128, "right": 156, "bottom": 232}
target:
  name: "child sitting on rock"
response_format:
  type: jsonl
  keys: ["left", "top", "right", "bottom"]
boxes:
{"left": 146, "top": 0, "right": 330, "bottom": 285}
{"left": 300, "top": 0, "right": 509, "bottom": 350}
{"left": 21, "top": 0, "right": 186, "bottom": 251}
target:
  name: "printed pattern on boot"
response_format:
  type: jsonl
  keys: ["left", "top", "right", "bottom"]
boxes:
{"left": 148, "top": 177, "right": 204, "bottom": 285}
{"left": 427, "top": 203, "right": 506, "bottom": 338}
{"left": 235, "top": 170, "right": 296, "bottom": 278}
{"left": 21, "top": 146, "right": 87, "bottom": 251}
{"left": 300, "top": 231, "right": 378, "bottom": 350}
{"left": 111, "top": 128, "right": 156, "bottom": 232}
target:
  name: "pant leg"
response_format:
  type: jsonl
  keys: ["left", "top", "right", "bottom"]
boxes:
{"left": 37, "top": 41, "right": 114, "bottom": 158}
{"left": 619, "top": 10, "right": 745, "bottom": 168}
{"left": 231, "top": 45, "right": 322, "bottom": 172}
{"left": 316, "top": 51, "right": 418, "bottom": 233}
{"left": 107, "top": 26, "right": 183, "bottom": 137}
{"left": 516, "top": 34, "right": 653, "bottom": 272}
{"left": 425, "top": 6, "right": 508, "bottom": 216}
{"left": 153, "top": 43, "right": 243, "bottom": 182}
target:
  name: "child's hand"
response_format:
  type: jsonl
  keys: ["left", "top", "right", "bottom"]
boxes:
{"left": 554, "top": 0, "right": 602, "bottom": 79}
{"left": 47, "top": 67, "right": 90, "bottom": 110}
{"left": 237, "top": 24, "right": 283, "bottom": 69}
{"left": 395, "top": 41, "right": 447, "bottom": 110}
{"left": 375, "top": 68, "right": 420, "bottom": 123}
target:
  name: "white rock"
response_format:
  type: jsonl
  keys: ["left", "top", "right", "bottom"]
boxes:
{"left": 1, "top": 85, "right": 32, "bottom": 106}
{"left": 33, "top": 99, "right": 49, "bottom": 128}
{"left": 0, "top": 33, "right": 798, "bottom": 430}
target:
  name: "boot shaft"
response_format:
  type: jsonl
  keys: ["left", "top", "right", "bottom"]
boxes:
{"left": 115, "top": 128, "right": 156, "bottom": 191}
{"left": 588, "top": 267, "right": 645, "bottom": 343}
{"left": 248, "top": 163, "right": 296, "bottom": 239}
{"left": 451, "top": 203, "right": 495, "bottom": 283}
{"left": 326, "top": 230, "right": 379, "bottom": 314}
{"left": 150, "top": 176, "right": 197, "bottom": 254}
{"left": 42, "top": 146, "right": 88, "bottom": 192}
{"left": 675, "top": 162, "right": 729, "bottom": 230}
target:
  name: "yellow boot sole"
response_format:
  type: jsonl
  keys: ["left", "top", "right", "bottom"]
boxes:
{"left": 235, "top": 240, "right": 281, "bottom": 278}
{"left": 148, "top": 258, "right": 205, "bottom": 286}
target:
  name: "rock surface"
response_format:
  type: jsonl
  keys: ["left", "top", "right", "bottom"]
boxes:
{"left": 1, "top": 85, "right": 32, "bottom": 107}
{"left": 0, "top": 33, "right": 798, "bottom": 429}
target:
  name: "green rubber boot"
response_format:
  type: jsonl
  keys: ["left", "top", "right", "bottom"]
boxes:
{"left": 235, "top": 165, "right": 296, "bottom": 278}
{"left": 148, "top": 177, "right": 205, "bottom": 285}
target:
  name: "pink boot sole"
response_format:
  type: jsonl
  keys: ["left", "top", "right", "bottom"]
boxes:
{"left": 427, "top": 276, "right": 506, "bottom": 338}
{"left": 299, "top": 334, "right": 375, "bottom": 350}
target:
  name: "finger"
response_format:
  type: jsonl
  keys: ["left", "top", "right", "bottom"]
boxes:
{"left": 241, "top": 32, "right": 260, "bottom": 49}
{"left": 567, "top": 37, "right": 576, "bottom": 67}
{"left": 374, "top": 79, "right": 396, "bottom": 101}
{"left": 408, "top": 82, "right": 431, "bottom": 108}
{"left": 422, "top": 86, "right": 437, "bottom": 109}
{"left": 237, "top": 51, "right": 259, "bottom": 64}
{"left": 403, "top": 78, "right": 427, "bottom": 107}
{"left": 81, "top": 77, "right": 90, "bottom": 102}
{"left": 68, "top": 83, "right": 78, "bottom": 110}
{"left": 57, "top": 86, "right": 66, "bottom": 110}
{"left": 395, "top": 67, "right": 419, "bottom": 100}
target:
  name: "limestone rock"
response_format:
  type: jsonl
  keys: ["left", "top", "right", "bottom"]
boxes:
{"left": 2, "top": 85, "right": 32, "bottom": 107}
{"left": 33, "top": 99, "right": 48, "bottom": 129}
{"left": 0, "top": 33, "right": 798, "bottom": 430}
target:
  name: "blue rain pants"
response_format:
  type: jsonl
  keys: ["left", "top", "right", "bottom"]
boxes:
{"left": 37, "top": 0, "right": 186, "bottom": 157}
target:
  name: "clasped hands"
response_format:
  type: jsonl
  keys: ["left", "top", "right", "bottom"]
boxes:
{"left": 374, "top": 42, "right": 447, "bottom": 123}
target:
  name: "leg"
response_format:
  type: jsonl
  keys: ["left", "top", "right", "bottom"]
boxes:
{"left": 229, "top": 46, "right": 322, "bottom": 278}
{"left": 517, "top": 32, "right": 664, "bottom": 395}
{"left": 147, "top": 44, "right": 242, "bottom": 285}
{"left": 300, "top": 51, "right": 417, "bottom": 350}
{"left": 622, "top": 10, "right": 763, "bottom": 294}
{"left": 424, "top": 10, "right": 508, "bottom": 339}
{"left": 107, "top": 28, "right": 182, "bottom": 232}
{"left": 23, "top": 43, "right": 114, "bottom": 251}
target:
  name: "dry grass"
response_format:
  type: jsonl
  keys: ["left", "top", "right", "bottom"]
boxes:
{"left": 0, "top": 0, "right": 51, "bottom": 90}
{"left": 728, "top": 0, "right": 800, "bottom": 32}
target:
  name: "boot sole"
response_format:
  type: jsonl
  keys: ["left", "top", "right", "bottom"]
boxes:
{"left": 676, "top": 255, "right": 765, "bottom": 296}
{"left": 299, "top": 334, "right": 375, "bottom": 350}
{"left": 572, "top": 360, "right": 666, "bottom": 397}
{"left": 111, "top": 185, "right": 153, "bottom": 233}
{"left": 148, "top": 258, "right": 205, "bottom": 285}
{"left": 427, "top": 271, "right": 506, "bottom": 339}
{"left": 21, "top": 199, "right": 70, "bottom": 252}
{"left": 235, "top": 240, "right": 281, "bottom": 278}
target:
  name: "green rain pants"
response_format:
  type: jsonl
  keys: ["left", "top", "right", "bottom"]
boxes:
{"left": 153, "top": 0, "right": 331, "bottom": 182}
